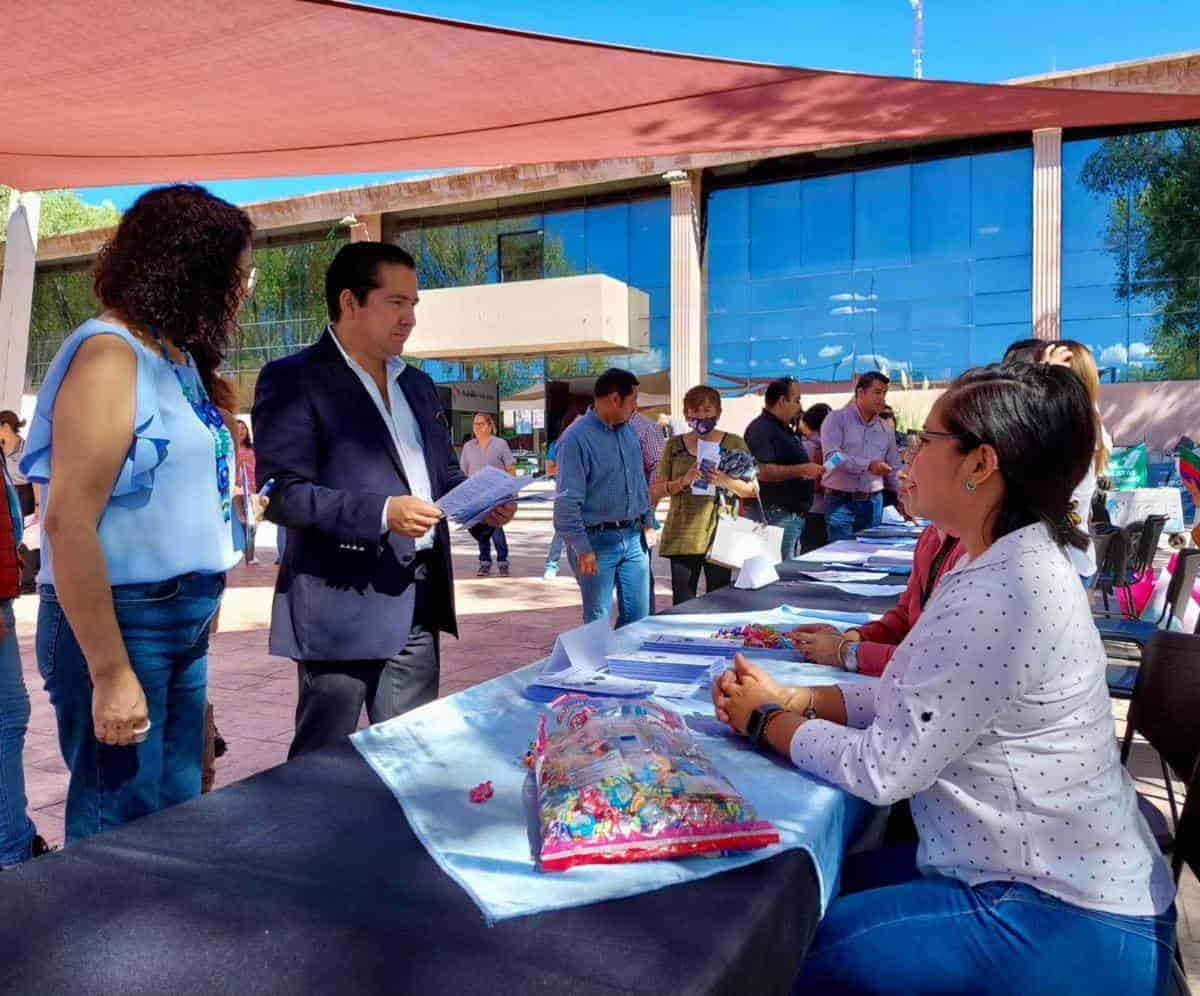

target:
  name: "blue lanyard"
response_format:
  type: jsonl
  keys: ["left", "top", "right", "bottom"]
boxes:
{"left": 150, "top": 329, "right": 233, "bottom": 523}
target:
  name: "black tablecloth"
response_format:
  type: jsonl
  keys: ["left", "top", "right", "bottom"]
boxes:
{"left": 0, "top": 577, "right": 897, "bottom": 996}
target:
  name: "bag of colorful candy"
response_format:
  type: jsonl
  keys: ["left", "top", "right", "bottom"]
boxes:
{"left": 533, "top": 695, "right": 779, "bottom": 871}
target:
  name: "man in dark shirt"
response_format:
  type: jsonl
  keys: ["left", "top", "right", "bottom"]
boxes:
{"left": 743, "top": 377, "right": 823, "bottom": 559}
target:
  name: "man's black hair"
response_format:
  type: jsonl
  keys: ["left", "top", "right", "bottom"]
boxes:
{"left": 593, "top": 368, "right": 640, "bottom": 399}
{"left": 326, "top": 241, "right": 417, "bottom": 321}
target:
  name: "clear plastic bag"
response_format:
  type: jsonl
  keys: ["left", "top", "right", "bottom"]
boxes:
{"left": 534, "top": 695, "right": 778, "bottom": 871}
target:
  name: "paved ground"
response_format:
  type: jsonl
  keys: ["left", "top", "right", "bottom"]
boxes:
{"left": 12, "top": 516, "right": 1199, "bottom": 983}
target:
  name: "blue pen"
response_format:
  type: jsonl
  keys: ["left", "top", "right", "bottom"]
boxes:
{"left": 257, "top": 478, "right": 275, "bottom": 499}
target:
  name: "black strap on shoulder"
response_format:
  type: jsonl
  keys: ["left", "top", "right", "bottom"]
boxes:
{"left": 920, "top": 534, "right": 960, "bottom": 610}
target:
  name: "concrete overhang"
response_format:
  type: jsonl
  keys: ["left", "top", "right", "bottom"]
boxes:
{"left": 404, "top": 274, "right": 649, "bottom": 361}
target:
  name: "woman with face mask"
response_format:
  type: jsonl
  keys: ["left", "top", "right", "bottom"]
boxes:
{"left": 649, "top": 386, "right": 758, "bottom": 605}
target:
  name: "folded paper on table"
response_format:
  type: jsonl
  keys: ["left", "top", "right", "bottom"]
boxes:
{"left": 352, "top": 615, "right": 878, "bottom": 922}
{"left": 734, "top": 552, "right": 779, "bottom": 589}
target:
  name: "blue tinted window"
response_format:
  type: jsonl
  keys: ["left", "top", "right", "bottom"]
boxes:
{"left": 544, "top": 208, "right": 586, "bottom": 276}
{"left": 707, "top": 143, "right": 1036, "bottom": 387}
{"left": 972, "top": 149, "right": 1032, "bottom": 259}
{"left": 630, "top": 198, "right": 670, "bottom": 290}
{"left": 749, "top": 181, "right": 803, "bottom": 279}
{"left": 801, "top": 175, "right": 853, "bottom": 273}
{"left": 912, "top": 158, "right": 971, "bottom": 261}
{"left": 584, "top": 202, "right": 630, "bottom": 281}
{"left": 855, "top": 164, "right": 911, "bottom": 267}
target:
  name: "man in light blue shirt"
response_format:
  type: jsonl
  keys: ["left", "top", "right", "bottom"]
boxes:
{"left": 553, "top": 368, "right": 654, "bottom": 627}
{"left": 820, "top": 371, "right": 902, "bottom": 541}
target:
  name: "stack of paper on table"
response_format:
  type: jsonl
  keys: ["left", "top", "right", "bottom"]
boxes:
{"left": 640, "top": 633, "right": 744, "bottom": 656}
{"left": 603, "top": 650, "right": 725, "bottom": 686}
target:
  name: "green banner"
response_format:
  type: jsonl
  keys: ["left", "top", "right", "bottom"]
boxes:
{"left": 1107, "top": 443, "right": 1148, "bottom": 491}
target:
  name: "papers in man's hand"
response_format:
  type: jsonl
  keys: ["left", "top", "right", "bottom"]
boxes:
{"left": 437, "top": 466, "right": 540, "bottom": 527}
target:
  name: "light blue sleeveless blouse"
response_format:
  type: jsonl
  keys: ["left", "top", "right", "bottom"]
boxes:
{"left": 21, "top": 319, "right": 239, "bottom": 586}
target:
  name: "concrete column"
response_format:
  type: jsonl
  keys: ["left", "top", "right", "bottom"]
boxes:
{"left": 1032, "top": 128, "right": 1062, "bottom": 341}
{"left": 0, "top": 190, "right": 40, "bottom": 409}
{"left": 665, "top": 169, "right": 704, "bottom": 418}
{"left": 349, "top": 212, "right": 382, "bottom": 243}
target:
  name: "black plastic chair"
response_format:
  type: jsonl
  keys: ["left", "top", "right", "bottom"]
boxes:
{"left": 1120, "top": 630, "right": 1200, "bottom": 831}
{"left": 1105, "top": 549, "right": 1200, "bottom": 699}
{"left": 1116, "top": 630, "right": 1200, "bottom": 993}
{"left": 1092, "top": 522, "right": 1131, "bottom": 618}
{"left": 1165, "top": 758, "right": 1199, "bottom": 994}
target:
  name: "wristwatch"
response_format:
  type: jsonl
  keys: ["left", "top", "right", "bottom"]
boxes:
{"left": 841, "top": 640, "right": 861, "bottom": 673}
{"left": 747, "top": 703, "right": 785, "bottom": 748}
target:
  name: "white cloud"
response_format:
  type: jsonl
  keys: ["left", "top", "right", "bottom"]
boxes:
{"left": 1129, "top": 342, "right": 1153, "bottom": 362}
{"left": 780, "top": 358, "right": 795, "bottom": 368}
{"left": 797, "top": 353, "right": 809, "bottom": 366}
{"left": 1098, "top": 344, "right": 1128, "bottom": 366}
{"left": 818, "top": 345, "right": 844, "bottom": 359}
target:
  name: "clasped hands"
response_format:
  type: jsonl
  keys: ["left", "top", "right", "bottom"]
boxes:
{"left": 711, "top": 653, "right": 788, "bottom": 736}
{"left": 385, "top": 495, "right": 517, "bottom": 537}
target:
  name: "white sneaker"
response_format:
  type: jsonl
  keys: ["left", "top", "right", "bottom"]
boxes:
{"left": 543, "top": 567, "right": 558, "bottom": 580}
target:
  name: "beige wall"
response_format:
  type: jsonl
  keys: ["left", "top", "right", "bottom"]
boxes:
{"left": 716, "top": 380, "right": 1200, "bottom": 451}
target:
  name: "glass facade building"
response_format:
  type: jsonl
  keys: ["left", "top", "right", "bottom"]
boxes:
{"left": 705, "top": 143, "right": 1034, "bottom": 385}
{"left": 20, "top": 126, "right": 1200, "bottom": 397}
{"left": 384, "top": 191, "right": 671, "bottom": 392}
{"left": 1062, "top": 125, "right": 1200, "bottom": 382}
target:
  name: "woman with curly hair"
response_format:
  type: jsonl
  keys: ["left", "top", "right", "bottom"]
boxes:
{"left": 21, "top": 184, "right": 255, "bottom": 841}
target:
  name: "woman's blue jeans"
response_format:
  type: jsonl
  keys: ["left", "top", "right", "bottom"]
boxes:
{"left": 0, "top": 599, "right": 36, "bottom": 865}
{"left": 37, "top": 573, "right": 224, "bottom": 844}
{"left": 796, "top": 845, "right": 1177, "bottom": 995}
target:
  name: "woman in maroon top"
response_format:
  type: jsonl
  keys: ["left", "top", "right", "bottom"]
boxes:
{"left": 789, "top": 523, "right": 966, "bottom": 675}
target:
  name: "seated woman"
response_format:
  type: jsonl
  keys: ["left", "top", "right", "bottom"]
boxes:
{"left": 712, "top": 362, "right": 1176, "bottom": 995}
{"left": 788, "top": 519, "right": 965, "bottom": 675}
{"left": 650, "top": 385, "right": 757, "bottom": 605}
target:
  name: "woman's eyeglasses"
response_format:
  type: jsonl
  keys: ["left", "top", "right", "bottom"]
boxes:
{"left": 905, "top": 429, "right": 965, "bottom": 459}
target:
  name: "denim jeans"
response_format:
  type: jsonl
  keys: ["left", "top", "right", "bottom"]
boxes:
{"left": 825, "top": 491, "right": 883, "bottom": 542}
{"left": 765, "top": 509, "right": 805, "bottom": 561}
{"left": 37, "top": 572, "right": 225, "bottom": 844}
{"left": 568, "top": 526, "right": 650, "bottom": 628}
{"left": 0, "top": 600, "right": 35, "bottom": 865}
{"left": 796, "top": 846, "right": 1177, "bottom": 995}
{"left": 473, "top": 525, "right": 509, "bottom": 563}
{"left": 545, "top": 532, "right": 566, "bottom": 571}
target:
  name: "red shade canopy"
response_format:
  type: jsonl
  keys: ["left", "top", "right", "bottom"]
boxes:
{"left": 2, "top": 0, "right": 1199, "bottom": 190}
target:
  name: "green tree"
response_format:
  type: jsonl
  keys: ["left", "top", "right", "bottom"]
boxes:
{"left": 1079, "top": 129, "right": 1200, "bottom": 380}
{"left": 0, "top": 186, "right": 120, "bottom": 239}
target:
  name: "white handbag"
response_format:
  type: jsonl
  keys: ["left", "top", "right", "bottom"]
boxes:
{"left": 707, "top": 497, "right": 784, "bottom": 569}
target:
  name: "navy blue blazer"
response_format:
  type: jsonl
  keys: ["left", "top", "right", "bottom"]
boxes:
{"left": 252, "top": 330, "right": 466, "bottom": 661}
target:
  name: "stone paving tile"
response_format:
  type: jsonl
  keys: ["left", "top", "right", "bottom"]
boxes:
{"left": 9, "top": 521, "right": 1198, "bottom": 986}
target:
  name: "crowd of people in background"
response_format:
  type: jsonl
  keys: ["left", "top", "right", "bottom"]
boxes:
{"left": 0, "top": 177, "right": 1184, "bottom": 995}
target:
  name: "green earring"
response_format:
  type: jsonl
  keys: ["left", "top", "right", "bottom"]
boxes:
{"left": 965, "top": 481, "right": 977, "bottom": 492}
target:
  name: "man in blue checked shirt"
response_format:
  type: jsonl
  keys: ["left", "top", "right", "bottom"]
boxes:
{"left": 553, "top": 368, "right": 655, "bottom": 627}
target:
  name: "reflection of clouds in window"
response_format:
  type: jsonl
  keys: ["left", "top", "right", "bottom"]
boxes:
{"left": 1129, "top": 342, "right": 1153, "bottom": 362}
{"left": 780, "top": 358, "right": 796, "bottom": 368}
{"left": 818, "top": 345, "right": 844, "bottom": 358}
{"left": 626, "top": 349, "right": 666, "bottom": 374}
{"left": 797, "top": 353, "right": 808, "bottom": 366}
{"left": 1099, "top": 344, "right": 1128, "bottom": 366}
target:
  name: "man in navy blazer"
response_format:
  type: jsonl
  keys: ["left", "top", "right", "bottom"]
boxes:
{"left": 253, "top": 242, "right": 514, "bottom": 757}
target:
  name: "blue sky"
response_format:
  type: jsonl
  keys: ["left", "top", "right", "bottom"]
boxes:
{"left": 75, "top": 0, "right": 1199, "bottom": 210}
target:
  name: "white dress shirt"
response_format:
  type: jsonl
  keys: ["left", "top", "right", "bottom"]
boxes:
{"left": 329, "top": 328, "right": 435, "bottom": 552}
{"left": 791, "top": 522, "right": 1175, "bottom": 917}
